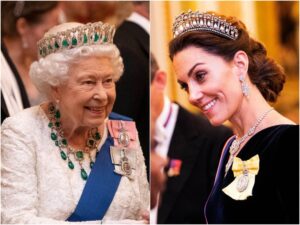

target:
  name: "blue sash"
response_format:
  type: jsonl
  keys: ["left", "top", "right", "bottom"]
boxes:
{"left": 67, "top": 135, "right": 121, "bottom": 221}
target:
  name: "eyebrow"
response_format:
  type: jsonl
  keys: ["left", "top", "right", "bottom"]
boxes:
{"left": 187, "top": 62, "right": 204, "bottom": 77}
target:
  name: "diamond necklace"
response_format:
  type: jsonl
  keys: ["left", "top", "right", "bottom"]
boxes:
{"left": 224, "top": 108, "right": 274, "bottom": 176}
{"left": 48, "top": 103, "right": 101, "bottom": 180}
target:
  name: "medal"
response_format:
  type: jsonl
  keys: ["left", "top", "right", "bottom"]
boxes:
{"left": 120, "top": 149, "right": 132, "bottom": 175}
{"left": 236, "top": 173, "right": 249, "bottom": 192}
{"left": 118, "top": 121, "right": 130, "bottom": 147}
{"left": 236, "top": 161, "right": 249, "bottom": 192}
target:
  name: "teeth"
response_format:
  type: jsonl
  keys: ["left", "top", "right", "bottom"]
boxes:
{"left": 203, "top": 99, "right": 216, "bottom": 111}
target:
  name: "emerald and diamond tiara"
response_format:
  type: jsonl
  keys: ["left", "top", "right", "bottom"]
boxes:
{"left": 172, "top": 10, "right": 239, "bottom": 40}
{"left": 37, "top": 21, "right": 115, "bottom": 58}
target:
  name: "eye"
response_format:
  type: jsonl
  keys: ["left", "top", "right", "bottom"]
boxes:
{"left": 82, "top": 80, "right": 95, "bottom": 85}
{"left": 194, "top": 71, "right": 207, "bottom": 82}
{"left": 103, "top": 78, "right": 113, "bottom": 84}
{"left": 193, "top": 71, "right": 207, "bottom": 82}
{"left": 178, "top": 82, "right": 188, "bottom": 92}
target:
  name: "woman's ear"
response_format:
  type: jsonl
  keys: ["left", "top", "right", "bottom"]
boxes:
{"left": 153, "top": 70, "right": 167, "bottom": 90}
{"left": 16, "top": 17, "right": 29, "bottom": 36}
{"left": 50, "top": 86, "right": 60, "bottom": 102}
{"left": 232, "top": 50, "right": 249, "bottom": 76}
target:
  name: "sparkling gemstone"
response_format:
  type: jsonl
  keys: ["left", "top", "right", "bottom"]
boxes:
{"left": 72, "top": 37, "right": 77, "bottom": 46}
{"left": 103, "top": 36, "right": 108, "bottom": 42}
{"left": 94, "top": 33, "right": 99, "bottom": 42}
{"left": 68, "top": 160, "right": 74, "bottom": 169}
{"left": 55, "top": 110, "right": 60, "bottom": 119}
{"left": 88, "top": 139, "right": 95, "bottom": 147}
{"left": 90, "top": 161, "right": 94, "bottom": 168}
{"left": 54, "top": 41, "right": 59, "bottom": 49}
{"left": 83, "top": 34, "right": 88, "bottom": 43}
{"left": 62, "top": 39, "right": 69, "bottom": 47}
{"left": 55, "top": 122, "right": 60, "bottom": 128}
{"left": 51, "top": 133, "right": 57, "bottom": 140}
{"left": 60, "top": 151, "right": 67, "bottom": 160}
{"left": 62, "top": 139, "right": 67, "bottom": 145}
{"left": 76, "top": 151, "right": 84, "bottom": 160}
{"left": 95, "top": 132, "right": 101, "bottom": 140}
{"left": 81, "top": 169, "right": 88, "bottom": 180}
{"left": 48, "top": 122, "right": 53, "bottom": 128}
{"left": 49, "top": 105, "right": 55, "bottom": 112}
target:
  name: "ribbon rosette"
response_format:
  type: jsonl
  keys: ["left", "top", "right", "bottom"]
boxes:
{"left": 222, "top": 154, "right": 260, "bottom": 200}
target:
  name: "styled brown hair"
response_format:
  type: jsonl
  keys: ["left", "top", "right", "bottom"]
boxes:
{"left": 1, "top": 1, "right": 58, "bottom": 37}
{"left": 169, "top": 12, "right": 285, "bottom": 102}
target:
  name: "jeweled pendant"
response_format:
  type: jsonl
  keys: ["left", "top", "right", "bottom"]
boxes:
{"left": 55, "top": 110, "right": 60, "bottom": 119}
{"left": 81, "top": 168, "right": 88, "bottom": 180}
{"left": 68, "top": 160, "right": 74, "bottom": 169}
{"left": 95, "top": 132, "right": 101, "bottom": 140}
{"left": 60, "top": 151, "right": 67, "bottom": 160}
{"left": 51, "top": 133, "right": 57, "bottom": 140}
{"left": 90, "top": 161, "right": 94, "bottom": 169}
{"left": 76, "top": 151, "right": 84, "bottom": 160}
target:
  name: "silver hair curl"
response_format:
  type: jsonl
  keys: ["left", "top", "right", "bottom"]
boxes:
{"left": 29, "top": 44, "right": 124, "bottom": 100}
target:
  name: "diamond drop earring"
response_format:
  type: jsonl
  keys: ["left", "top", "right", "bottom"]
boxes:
{"left": 239, "top": 75, "right": 250, "bottom": 97}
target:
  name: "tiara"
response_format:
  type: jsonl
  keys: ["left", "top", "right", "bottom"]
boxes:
{"left": 172, "top": 10, "right": 239, "bottom": 40}
{"left": 37, "top": 21, "right": 115, "bottom": 58}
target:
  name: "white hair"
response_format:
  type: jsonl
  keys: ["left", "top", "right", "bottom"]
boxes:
{"left": 29, "top": 22, "right": 124, "bottom": 99}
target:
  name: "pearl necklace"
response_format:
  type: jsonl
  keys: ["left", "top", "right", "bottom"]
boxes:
{"left": 224, "top": 108, "right": 274, "bottom": 176}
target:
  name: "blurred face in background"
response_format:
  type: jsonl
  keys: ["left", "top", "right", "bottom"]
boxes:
{"left": 20, "top": 7, "right": 61, "bottom": 60}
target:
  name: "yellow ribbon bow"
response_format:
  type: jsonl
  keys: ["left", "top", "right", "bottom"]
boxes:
{"left": 232, "top": 154, "right": 260, "bottom": 177}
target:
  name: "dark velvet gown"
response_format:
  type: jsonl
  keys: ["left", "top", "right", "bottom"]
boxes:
{"left": 205, "top": 125, "right": 299, "bottom": 224}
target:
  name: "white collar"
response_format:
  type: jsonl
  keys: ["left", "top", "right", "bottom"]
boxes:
{"left": 126, "top": 12, "right": 150, "bottom": 34}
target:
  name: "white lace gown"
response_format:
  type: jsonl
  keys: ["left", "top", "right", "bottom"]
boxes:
{"left": 1, "top": 106, "right": 149, "bottom": 224}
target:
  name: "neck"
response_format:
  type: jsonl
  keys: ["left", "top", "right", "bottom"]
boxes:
{"left": 229, "top": 86, "right": 273, "bottom": 138}
{"left": 3, "top": 37, "right": 32, "bottom": 71}
{"left": 43, "top": 102, "right": 105, "bottom": 148}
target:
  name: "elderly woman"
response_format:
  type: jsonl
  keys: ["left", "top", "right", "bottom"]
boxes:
{"left": 1, "top": 21, "right": 149, "bottom": 224}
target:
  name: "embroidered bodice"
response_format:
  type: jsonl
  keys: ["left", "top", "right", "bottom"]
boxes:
{"left": 1, "top": 106, "right": 149, "bottom": 224}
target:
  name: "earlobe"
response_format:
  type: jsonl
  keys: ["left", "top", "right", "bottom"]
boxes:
{"left": 154, "top": 70, "right": 167, "bottom": 90}
{"left": 51, "top": 86, "right": 60, "bottom": 101}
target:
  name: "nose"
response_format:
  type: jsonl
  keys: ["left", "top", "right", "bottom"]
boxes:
{"left": 188, "top": 81, "right": 203, "bottom": 106}
{"left": 93, "top": 83, "right": 108, "bottom": 101}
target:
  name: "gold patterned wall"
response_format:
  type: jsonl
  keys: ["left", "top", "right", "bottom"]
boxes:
{"left": 151, "top": 1, "right": 299, "bottom": 123}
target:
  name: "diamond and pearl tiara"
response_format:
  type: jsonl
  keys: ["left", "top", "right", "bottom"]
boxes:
{"left": 37, "top": 21, "right": 115, "bottom": 58}
{"left": 172, "top": 10, "right": 239, "bottom": 40}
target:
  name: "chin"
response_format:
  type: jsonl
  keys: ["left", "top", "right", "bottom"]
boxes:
{"left": 207, "top": 116, "right": 225, "bottom": 127}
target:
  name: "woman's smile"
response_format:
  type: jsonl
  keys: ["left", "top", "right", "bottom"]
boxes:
{"left": 84, "top": 106, "right": 106, "bottom": 115}
{"left": 201, "top": 98, "right": 217, "bottom": 113}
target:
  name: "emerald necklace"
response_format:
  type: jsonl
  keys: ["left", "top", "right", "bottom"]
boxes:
{"left": 48, "top": 103, "right": 101, "bottom": 180}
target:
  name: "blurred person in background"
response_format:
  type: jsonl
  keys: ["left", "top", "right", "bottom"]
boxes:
{"left": 1, "top": 1, "right": 61, "bottom": 115}
{"left": 150, "top": 54, "right": 232, "bottom": 224}
{"left": 113, "top": 1, "right": 150, "bottom": 176}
